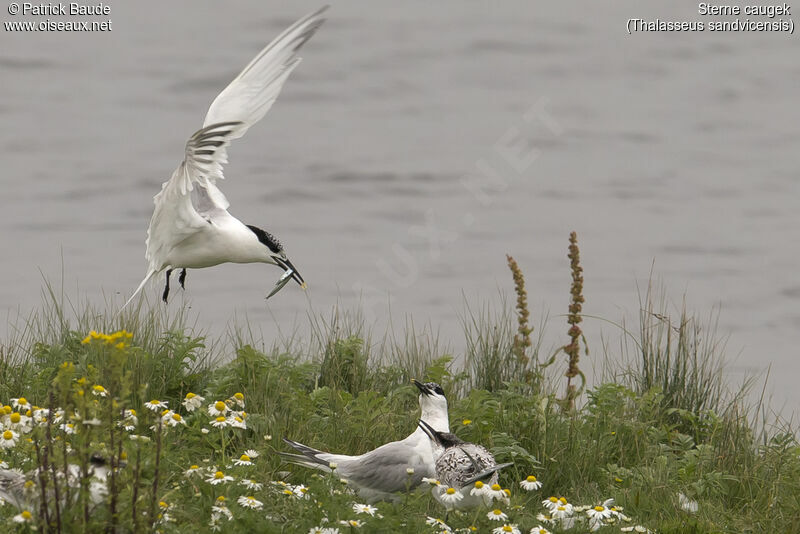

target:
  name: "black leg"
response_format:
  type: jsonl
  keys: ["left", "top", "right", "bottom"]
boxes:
{"left": 162, "top": 269, "right": 172, "bottom": 303}
{"left": 178, "top": 269, "right": 187, "bottom": 290}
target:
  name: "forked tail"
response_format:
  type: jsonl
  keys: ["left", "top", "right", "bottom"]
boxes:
{"left": 117, "top": 270, "right": 157, "bottom": 316}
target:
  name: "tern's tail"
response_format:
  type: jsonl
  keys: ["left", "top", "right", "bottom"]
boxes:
{"left": 117, "top": 270, "right": 157, "bottom": 316}
{"left": 279, "top": 438, "right": 335, "bottom": 472}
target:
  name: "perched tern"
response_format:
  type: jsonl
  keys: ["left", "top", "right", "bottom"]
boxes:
{"left": 280, "top": 380, "right": 450, "bottom": 502}
{"left": 0, "top": 453, "right": 111, "bottom": 510}
{"left": 418, "top": 419, "right": 513, "bottom": 509}
{"left": 120, "top": 7, "right": 328, "bottom": 312}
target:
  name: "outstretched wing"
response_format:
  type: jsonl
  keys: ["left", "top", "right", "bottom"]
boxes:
{"left": 143, "top": 6, "right": 328, "bottom": 273}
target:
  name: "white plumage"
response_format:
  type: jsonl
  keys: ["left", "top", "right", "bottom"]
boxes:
{"left": 121, "top": 6, "right": 328, "bottom": 312}
{"left": 280, "top": 380, "right": 451, "bottom": 503}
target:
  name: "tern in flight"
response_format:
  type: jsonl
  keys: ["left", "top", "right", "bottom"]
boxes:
{"left": 120, "top": 6, "right": 327, "bottom": 312}
{"left": 279, "top": 380, "right": 451, "bottom": 503}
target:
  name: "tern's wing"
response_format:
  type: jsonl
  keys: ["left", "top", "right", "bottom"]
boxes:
{"left": 143, "top": 7, "right": 327, "bottom": 273}
{"left": 338, "top": 441, "right": 430, "bottom": 495}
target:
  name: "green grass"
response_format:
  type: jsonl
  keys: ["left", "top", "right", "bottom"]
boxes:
{"left": 0, "top": 281, "right": 798, "bottom": 534}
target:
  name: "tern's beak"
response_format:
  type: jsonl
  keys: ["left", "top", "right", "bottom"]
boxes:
{"left": 267, "top": 256, "right": 307, "bottom": 300}
{"left": 412, "top": 379, "right": 430, "bottom": 396}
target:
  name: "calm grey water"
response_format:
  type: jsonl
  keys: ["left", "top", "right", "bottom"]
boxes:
{"left": 2, "top": 2, "right": 798, "bottom": 412}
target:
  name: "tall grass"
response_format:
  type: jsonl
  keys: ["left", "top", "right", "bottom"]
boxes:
{"left": 0, "top": 237, "right": 798, "bottom": 532}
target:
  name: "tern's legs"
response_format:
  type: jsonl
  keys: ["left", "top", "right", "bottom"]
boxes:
{"left": 162, "top": 269, "right": 172, "bottom": 303}
{"left": 178, "top": 269, "right": 187, "bottom": 290}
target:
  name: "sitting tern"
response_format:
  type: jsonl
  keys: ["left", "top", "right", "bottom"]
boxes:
{"left": 418, "top": 419, "right": 513, "bottom": 509}
{"left": 280, "top": 380, "right": 450, "bottom": 503}
{"left": 120, "top": 6, "right": 327, "bottom": 312}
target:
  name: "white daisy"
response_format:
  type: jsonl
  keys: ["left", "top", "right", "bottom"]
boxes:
{"left": 206, "top": 470, "right": 234, "bottom": 485}
{"left": 243, "top": 449, "right": 259, "bottom": 458}
{"left": 293, "top": 484, "right": 310, "bottom": 499}
{"left": 520, "top": 475, "right": 542, "bottom": 491}
{"left": 492, "top": 524, "right": 520, "bottom": 534}
{"left": 587, "top": 505, "right": 613, "bottom": 531}
{"left": 92, "top": 385, "right": 108, "bottom": 397}
{"left": 529, "top": 527, "right": 551, "bottom": 534}
{"left": 210, "top": 416, "right": 229, "bottom": 429}
{"left": 485, "top": 483, "right": 507, "bottom": 502}
{"left": 231, "top": 392, "right": 245, "bottom": 408}
{"left": 233, "top": 454, "right": 253, "bottom": 466}
{"left": 470, "top": 480, "right": 488, "bottom": 497}
{"left": 10, "top": 398, "right": 30, "bottom": 410}
{"left": 184, "top": 465, "right": 202, "bottom": 478}
{"left": 621, "top": 527, "right": 653, "bottom": 533}
{"left": 207, "top": 401, "right": 229, "bottom": 417}
{"left": 437, "top": 486, "right": 464, "bottom": 507}
{"left": 228, "top": 415, "right": 247, "bottom": 429}
{"left": 240, "top": 479, "right": 263, "bottom": 490}
{"left": 237, "top": 495, "right": 263, "bottom": 510}
{"left": 352, "top": 503, "right": 378, "bottom": 516}
{"left": 487, "top": 509, "right": 508, "bottom": 521}
{"left": 0, "top": 429, "right": 19, "bottom": 449}
{"left": 338, "top": 519, "right": 363, "bottom": 528}
{"left": 12, "top": 510, "right": 33, "bottom": 523}
{"left": 182, "top": 392, "right": 205, "bottom": 412}
{"left": 163, "top": 412, "right": 187, "bottom": 427}
{"left": 144, "top": 399, "right": 168, "bottom": 412}
{"left": 59, "top": 422, "right": 76, "bottom": 435}
{"left": 422, "top": 477, "right": 440, "bottom": 486}
{"left": 542, "top": 496, "right": 559, "bottom": 510}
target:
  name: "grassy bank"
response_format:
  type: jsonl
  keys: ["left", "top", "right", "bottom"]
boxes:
{"left": 0, "top": 242, "right": 798, "bottom": 533}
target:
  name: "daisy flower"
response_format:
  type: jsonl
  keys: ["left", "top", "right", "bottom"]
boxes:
{"left": 208, "top": 401, "right": 229, "bottom": 417}
{"left": 422, "top": 477, "right": 440, "bottom": 486}
{"left": 470, "top": 480, "right": 488, "bottom": 497}
{"left": 339, "top": 519, "right": 363, "bottom": 528}
{"left": 144, "top": 399, "right": 168, "bottom": 412}
{"left": 11, "top": 398, "right": 30, "bottom": 410}
{"left": 520, "top": 475, "right": 542, "bottom": 491}
{"left": 206, "top": 470, "right": 234, "bottom": 485}
{"left": 293, "top": 484, "right": 310, "bottom": 499}
{"left": 438, "top": 486, "right": 464, "bottom": 506}
{"left": 182, "top": 392, "right": 205, "bottom": 412}
{"left": 163, "top": 412, "right": 187, "bottom": 427}
{"left": 486, "top": 483, "right": 507, "bottom": 502}
{"left": 309, "top": 527, "right": 340, "bottom": 534}
{"left": 228, "top": 415, "right": 247, "bottom": 429}
{"left": 542, "top": 496, "right": 559, "bottom": 510}
{"left": 92, "top": 385, "right": 108, "bottom": 397}
{"left": 529, "top": 527, "right": 551, "bottom": 534}
{"left": 184, "top": 465, "right": 202, "bottom": 478}
{"left": 352, "top": 503, "right": 378, "bottom": 516}
{"left": 487, "top": 509, "right": 508, "bottom": 521}
{"left": 0, "top": 429, "right": 19, "bottom": 449}
{"left": 240, "top": 479, "right": 263, "bottom": 490}
{"left": 587, "top": 505, "right": 613, "bottom": 530}
{"left": 233, "top": 454, "right": 253, "bottom": 466}
{"left": 13, "top": 510, "right": 33, "bottom": 523}
{"left": 232, "top": 392, "right": 245, "bottom": 408}
{"left": 621, "top": 527, "right": 653, "bottom": 533}
{"left": 237, "top": 495, "right": 263, "bottom": 510}
{"left": 492, "top": 524, "right": 520, "bottom": 534}
{"left": 242, "top": 449, "right": 259, "bottom": 458}
{"left": 210, "top": 416, "right": 229, "bottom": 429}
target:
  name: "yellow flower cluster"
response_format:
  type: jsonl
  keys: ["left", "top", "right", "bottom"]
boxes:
{"left": 81, "top": 329, "right": 133, "bottom": 349}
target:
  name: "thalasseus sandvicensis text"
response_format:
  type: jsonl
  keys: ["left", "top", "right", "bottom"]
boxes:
{"left": 279, "top": 380, "right": 450, "bottom": 502}
{"left": 418, "top": 419, "right": 513, "bottom": 509}
{"left": 120, "top": 6, "right": 328, "bottom": 312}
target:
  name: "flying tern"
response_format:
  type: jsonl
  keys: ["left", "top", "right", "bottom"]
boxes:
{"left": 418, "top": 419, "right": 513, "bottom": 509}
{"left": 280, "top": 380, "right": 450, "bottom": 502}
{"left": 120, "top": 6, "right": 328, "bottom": 312}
